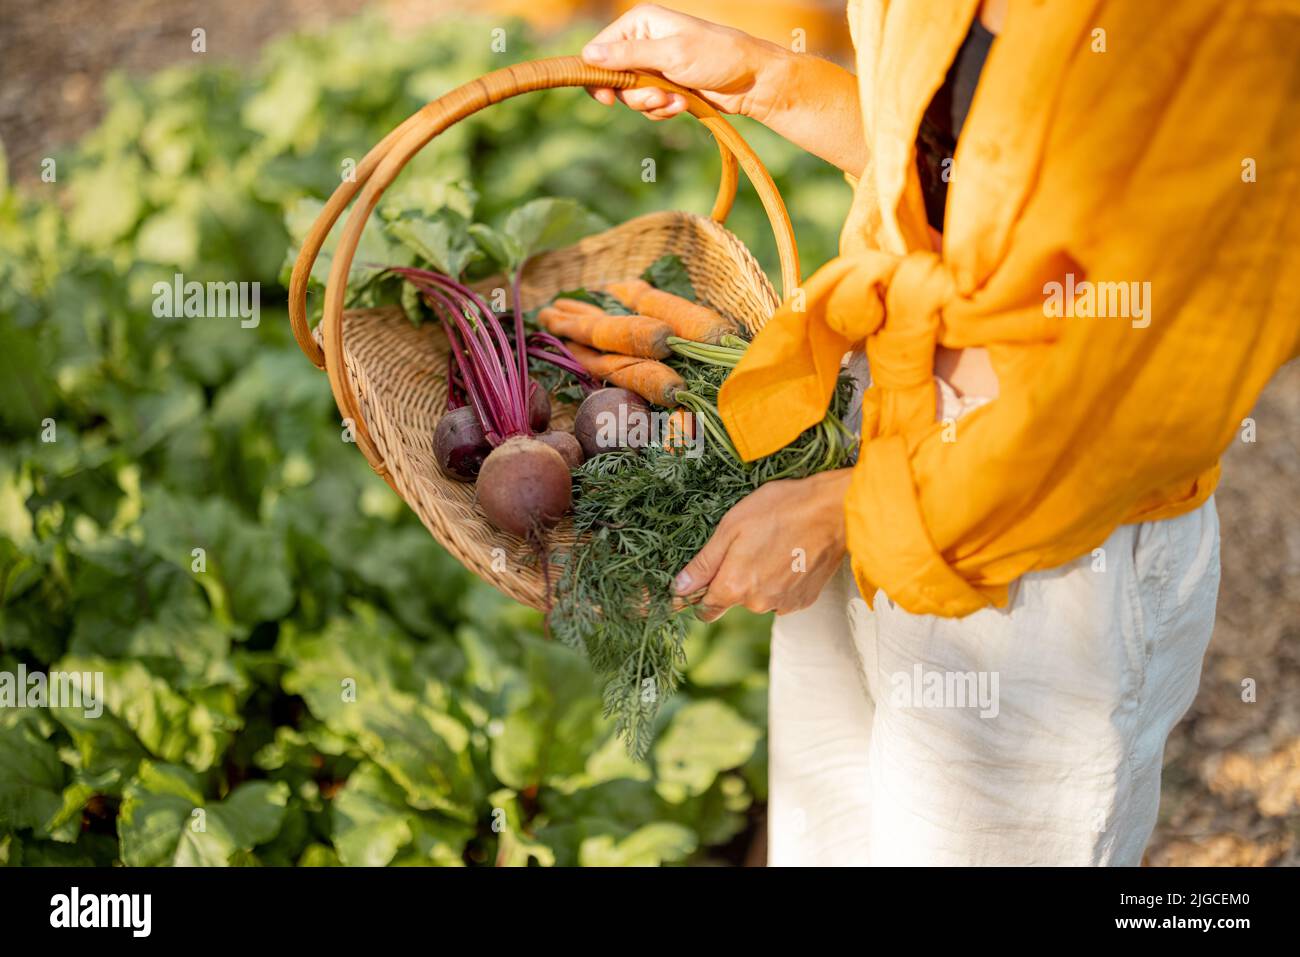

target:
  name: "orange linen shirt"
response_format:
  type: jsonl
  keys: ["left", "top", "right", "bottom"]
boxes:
{"left": 718, "top": 0, "right": 1300, "bottom": 616}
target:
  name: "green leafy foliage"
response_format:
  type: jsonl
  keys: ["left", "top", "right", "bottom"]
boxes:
{"left": 0, "top": 14, "right": 851, "bottom": 865}
{"left": 640, "top": 254, "right": 697, "bottom": 301}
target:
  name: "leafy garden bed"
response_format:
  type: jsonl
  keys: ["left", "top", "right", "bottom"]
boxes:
{"left": 0, "top": 16, "right": 851, "bottom": 865}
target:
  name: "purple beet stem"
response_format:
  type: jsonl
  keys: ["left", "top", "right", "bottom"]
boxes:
{"left": 389, "top": 265, "right": 531, "bottom": 445}
{"left": 512, "top": 265, "right": 529, "bottom": 416}
{"left": 525, "top": 335, "right": 598, "bottom": 393}
{"left": 446, "top": 352, "right": 466, "bottom": 409}
{"left": 417, "top": 283, "right": 508, "bottom": 444}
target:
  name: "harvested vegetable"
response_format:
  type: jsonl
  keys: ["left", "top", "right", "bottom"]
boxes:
{"left": 574, "top": 387, "right": 652, "bottom": 459}
{"left": 607, "top": 278, "right": 736, "bottom": 344}
{"left": 433, "top": 405, "right": 491, "bottom": 481}
{"left": 390, "top": 264, "right": 571, "bottom": 538}
{"left": 564, "top": 342, "right": 686, "bottom": 406}
{"left": 536, "top": 429, "right": 584, "bottom": 469}
{"left": 542, "top": 263, "right": 858, "bottom": 759}
{"left": 536, "top": 305, "right": 673, "bottom": 359}
{"left": 664, "top": 407, "right": 696, "bottom": 455}
{"left": 476, "top": 437, "right": 572, "bottom": 537}
{"left": 552, "top": 297, "right": 608, "bottom": 317}
{"left": 528, "top": 380, "right": 552, "bottom": 433}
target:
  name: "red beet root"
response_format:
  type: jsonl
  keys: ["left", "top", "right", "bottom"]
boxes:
{"left": 573, "top": 387, "right": 652, "bottom": 459}
{"left": 434, "top": 405, "right": 490, "bottom": 481}
{"left": 536, "top": 429, "right": 584, "bottom": 470}
{"left": 528, "top": 381, "right": 552, "bottom": 433}
{"left": 476, "top": 436, "right": 572, "bottom": 537}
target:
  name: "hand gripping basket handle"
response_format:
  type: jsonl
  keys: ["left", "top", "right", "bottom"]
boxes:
{"left": 288, "top": 55, "right": 801, "bottom": 475}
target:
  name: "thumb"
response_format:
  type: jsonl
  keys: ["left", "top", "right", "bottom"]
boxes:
{"left": 582, "top": 37, "right": 682, "bottom": 75}
{"left": 674, "top": 525, "right": 735, "bottom": 596}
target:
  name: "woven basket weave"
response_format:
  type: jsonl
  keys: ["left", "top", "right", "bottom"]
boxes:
{"left": 288, "top": 57, "right": 799, "bottom": 609}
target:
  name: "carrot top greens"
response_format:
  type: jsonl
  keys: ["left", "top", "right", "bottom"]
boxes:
{"left": 550, "top": 269, "right": 856, "bottom": 759}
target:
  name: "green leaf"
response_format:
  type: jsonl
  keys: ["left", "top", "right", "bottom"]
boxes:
{"left": 331, "top": 762, "right": 471, "bottom": 866}
{"left": 385, "top": 210, "right": 481, "bottom": 278}
{"left": 138, "top": 489, "right": 294, "bottom": 626}
{"left": 68, "top": 156, "right": 144, "bottom": 247}
{"left": 135, "top": 204, "right": 202, "bottom": 269}
{"left": 117, "top": 761, "right": 290, "bottom": 866}
{"left": 0, "top": 716, "right": 64, "bottom": 833}
{"left": 468, "top": 223, "right": 521, "bottom": 273}
{"left": 298, "top": 844, "right": 342, "bottom": 866}
{"left": 488, "top": 788, "right": 555, "bottom": 867}
{"left": 489, "top": 637, "right": 604, "bottom": 791}
{"left": 641, "top": 254, "right": 697, "bottom": 301}
{"left": 51, "top": 655, "right": 241, "bottom": 773}
{"left": 0, "top": 312, "right": 58, "bottom": 432}
{"left": 578, "top": 822, "right": 697, "bottom": 867}
{"left": 500, "top": 197, "right": 606, "bottom": 268}
{"left": 281, "top": 197, "right": 409, "bottom": 296}
{"left": 279, "top": 609, "right": 483, "bottom": 820}
{"left": 686, "top": 611, "right": 770, "bottom": 687}
{"left": 241, "top": 69, "right": 320, "bottom": 148}
{"left": 653, "top": 700, "right": 761, "bottom": 803}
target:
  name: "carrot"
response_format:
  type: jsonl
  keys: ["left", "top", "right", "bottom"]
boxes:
{"left": 664, "top": 407, "right": 696, "bottom": 455}
{"left": 606, "top": 279, "right": 736, "bottom": 344}
{"left": 537, "top": 306, "right": 673, "bottom": 360}
{"left": 563, "top": 341, "right": 685, "bottom": 407}
{"left": 606, "top": 279, "right": 652, "bottom": 308}
{"left": 552, "top": 297, "right": 608, "bottom": 318}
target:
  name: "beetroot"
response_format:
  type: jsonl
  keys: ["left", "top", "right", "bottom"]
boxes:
{"left": 476, "top": 436, "right": 572, "bottom": 537}
{"left": 528, "top": 381, "right": 552, "bottom": 433}
{"left": 574, "top": 387, "right": 652, "bottom": 459}
{"left": 536, "top": 429, "right": 584, "bottom": 470}
{"left": 434, "top": 405, "right": 490, "bottom": 481}
{"left": 391, "top": 264, "right": 598, "bottom": 538}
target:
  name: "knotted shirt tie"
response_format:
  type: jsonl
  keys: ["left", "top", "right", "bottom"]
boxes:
{"left": 719, "top": 248, "right": 958, "bottom": 460}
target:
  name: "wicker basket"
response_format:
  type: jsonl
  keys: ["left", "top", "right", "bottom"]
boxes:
{"left": 287, "top": 56, "right": 799, "bottom": 610}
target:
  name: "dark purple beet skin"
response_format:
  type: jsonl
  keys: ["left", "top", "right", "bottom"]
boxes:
{"left": 434, "top": 405, "right": 491, "bottom": 481}
{"left": 528, "top": 381, "right": 552, "bottom": 434}
{"left": 535, "top": 429, "right": 584, "bottom": 470}
{"left": 573, "top": 387, "right": 652, "bottom": 459}
{"left": 476, "top": 436, "right": 572, "bottom": 537}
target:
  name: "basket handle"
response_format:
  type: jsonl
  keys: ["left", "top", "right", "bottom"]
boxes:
{"left": 288, "top": 55, "right": 800, "bottom": 473}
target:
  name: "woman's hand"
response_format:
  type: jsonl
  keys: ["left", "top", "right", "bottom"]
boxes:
{"left": 581, "top": 4, "right": 869, "bottom": 174}
{"left": 674, "top": 469, "right": 853, "bottom": 621}
{"left": 581, "top": 3, "right": 790, "bottom": 122}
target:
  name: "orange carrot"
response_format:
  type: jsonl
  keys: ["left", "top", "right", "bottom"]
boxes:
{"left": 664, "top": 407, "right": 696, "bottom": 455}
{"left": 552, "top": 297, "right": 608, "bottom": 318}
{"left": 537, "top": 306, "right": 673, "bottom": 360}
{"left": 563, "top": 341, "right": 685, "bottom": 407}
{"left": 606, "top": 279, "right": 736, "bottom": 344}
{"left": 607, "top": 279, "right": 652, "bottom": 308}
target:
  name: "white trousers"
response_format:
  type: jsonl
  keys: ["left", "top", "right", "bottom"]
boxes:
{"left": 768, "top": 492, "right": 1220, "bottom": 866}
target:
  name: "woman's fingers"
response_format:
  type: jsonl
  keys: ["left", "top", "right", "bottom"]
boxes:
{"left": 619, "top": 89, "right": 686, "bottom": 118}
{"left": 586, "top": 86, "right": 686, "bottom": 119}
{"left": 694, "top": 602, "right": 728, "bottom": 623}
{"left": 674, "top": 522, "right": 737, "bottom": 600}
{"left": 584, "top": 3, "right": 677, "bottom": 48}
{"left": 639, "top": 94, "right": 688, "bottom": 119}
{"left": 617, "top": 87, "right": 669, "bottom": 110}
{"left": 582, "top": 36, "right": 685, "bottom": 74}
